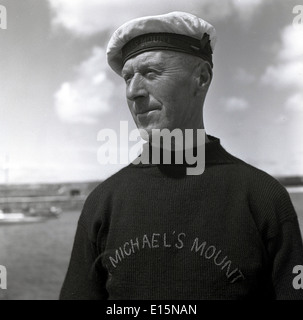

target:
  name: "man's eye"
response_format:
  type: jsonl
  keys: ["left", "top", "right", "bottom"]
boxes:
{"left": 123, "top": 75, "right": 132, "bottom": 83}
{"left": 145, "top": 70, "right": 157, "bottom": 78}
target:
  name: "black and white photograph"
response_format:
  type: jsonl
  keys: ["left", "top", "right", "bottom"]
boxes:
{"left": 0, "top": 0, "right": 303, "bottom": 303}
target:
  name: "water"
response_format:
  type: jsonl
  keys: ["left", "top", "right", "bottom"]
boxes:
{"left": 0, "top": 210, "right": 80, "bottom": 300}
{"left": 0, "top": 192, "right": 303, "bottom": 300}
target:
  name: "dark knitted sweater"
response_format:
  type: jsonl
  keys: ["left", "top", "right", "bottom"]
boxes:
{"left": 60, "top": 136, "right": 303, "bottom": 300}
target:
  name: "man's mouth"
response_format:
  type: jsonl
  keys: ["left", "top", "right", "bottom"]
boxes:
{"left": 136, "top": 107, "right": 160, "bottom": 116}
{"left": 136, "top": 110, "right": 160, "bottom": 120}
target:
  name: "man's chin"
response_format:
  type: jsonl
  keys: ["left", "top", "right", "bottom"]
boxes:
{"left": 137, "top": 127, "right": 154, "bottom": 142}
{"left": 137, "top": 125, "right": 172, "bottom": 143}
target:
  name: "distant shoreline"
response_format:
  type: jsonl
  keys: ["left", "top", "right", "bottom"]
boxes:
{"left": 0, "top": 176, "right": 303, "bottom": 186}
{"left": 286, "top": 186, "right": 303, "bottom": 193}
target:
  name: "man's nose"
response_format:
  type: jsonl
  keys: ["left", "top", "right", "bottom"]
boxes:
{"left": 126, "top": 74, "right": 148, "bottom": 101}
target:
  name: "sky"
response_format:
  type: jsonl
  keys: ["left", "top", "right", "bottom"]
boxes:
{"left": 0, "top": 0, "right": 302, "bottom": 184}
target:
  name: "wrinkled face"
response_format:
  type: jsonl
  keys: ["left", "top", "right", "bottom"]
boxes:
{"left": 121, "top": 51, "right": 200, "bottom": 138}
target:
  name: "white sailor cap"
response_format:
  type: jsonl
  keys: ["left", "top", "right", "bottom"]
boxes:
{"left": 106, "top": 11, "right": 217, "bottom": 76}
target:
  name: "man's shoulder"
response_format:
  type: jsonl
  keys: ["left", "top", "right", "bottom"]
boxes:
{"left": 78, "top": 165, "right": 133, "bottom": 231}
{"left": 207, "top": 137, "right": 286, "bottom": 191}
{"left": 221, "top": 149, "right": 288, "bottom": 197}
{"left": 222, "top": 152, "right": 297, "bottom": 225}
{"left": 86, "top": 165, "right": 132, "bottom": 199}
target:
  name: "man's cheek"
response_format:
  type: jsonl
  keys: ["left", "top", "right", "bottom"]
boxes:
{"left": 127, "top": 103, "right": 136, "bottom": 117}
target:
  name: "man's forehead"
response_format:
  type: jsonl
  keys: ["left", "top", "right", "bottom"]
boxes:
{"left": 122, "top": 51, "right": 168, "bottom": 72}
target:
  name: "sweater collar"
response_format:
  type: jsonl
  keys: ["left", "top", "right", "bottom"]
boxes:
{"left": 130, "top": 135, "right": 235, "bottom": 168}
{"left": 204, "top": 135, "right": 236, "bottom": 164}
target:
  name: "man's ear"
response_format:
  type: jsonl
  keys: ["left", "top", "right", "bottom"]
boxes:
{"left": 194, "top": 61, "right": 212, "bottom": 95}
{"left": 199, "top": 61, "right": 212, "bottom": 88}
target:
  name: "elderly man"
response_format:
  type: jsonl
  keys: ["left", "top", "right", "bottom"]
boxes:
{"left": 60, "top": 12, "right": 303, "bottom": 300}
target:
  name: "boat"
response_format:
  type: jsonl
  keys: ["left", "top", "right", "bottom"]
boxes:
{"left": 0, "top": 207, "right": 61, "bottom": 225}
{"left": 0, "top": 156, "right": 62, "bottom": 225}
{"left": 0, "top": 211, "right": 48, "bottom": 225}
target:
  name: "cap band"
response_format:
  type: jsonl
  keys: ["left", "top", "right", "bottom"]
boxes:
{"left": 121, "top": 32, "right": 213, "bottom": 67}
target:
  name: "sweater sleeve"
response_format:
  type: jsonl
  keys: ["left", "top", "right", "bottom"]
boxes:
{"left": 265, "top": 189, "right": 303, "bottom": 300}
{"left": 248, "top": 172, "right": 303, "bottom": 300}
{"left": 59, "top": 222, "right": 108, "bottom": 300}
{"left": 59, "top": 186, "right": 108, "bottom": 300}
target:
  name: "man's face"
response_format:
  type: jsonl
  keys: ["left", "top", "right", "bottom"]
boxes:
{"left": 121, "top": 51, "right": 200, "bottom": 137}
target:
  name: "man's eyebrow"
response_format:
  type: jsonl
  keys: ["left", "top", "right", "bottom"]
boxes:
{"left": 121, "top": 68, "right": 131, "bottom": 77}
{"left": 121, "top": 59, "right": 165, "bottom": 77}
{"left": 140, "top": 60, "right": 165, "bottom": 69}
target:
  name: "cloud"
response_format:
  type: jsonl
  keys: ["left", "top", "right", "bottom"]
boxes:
{"left": 223, "top": 96, "right": 249, "bottom": 112}
{"left": 278, "top": 24, "right": 303, "bottom": 61}
{"left": 234, "top": 67, "right": 256, "bottom": 84}
{"left": 47, "top": 0, "right": 266, "bottom": 36}
{"left": 54, "top": 47, "right": 115, "bottom": 124}
{"left": 285, "top": 93, "right": 303, "bottom": 112}
{"left": 231, "top": 0, "right": 263, "bottom": 17}
{"left": 261, "top": 61, "right": 303, "bottom": 89}
{"left": 261, "top": 25, "right": 303, "bottom": 111}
